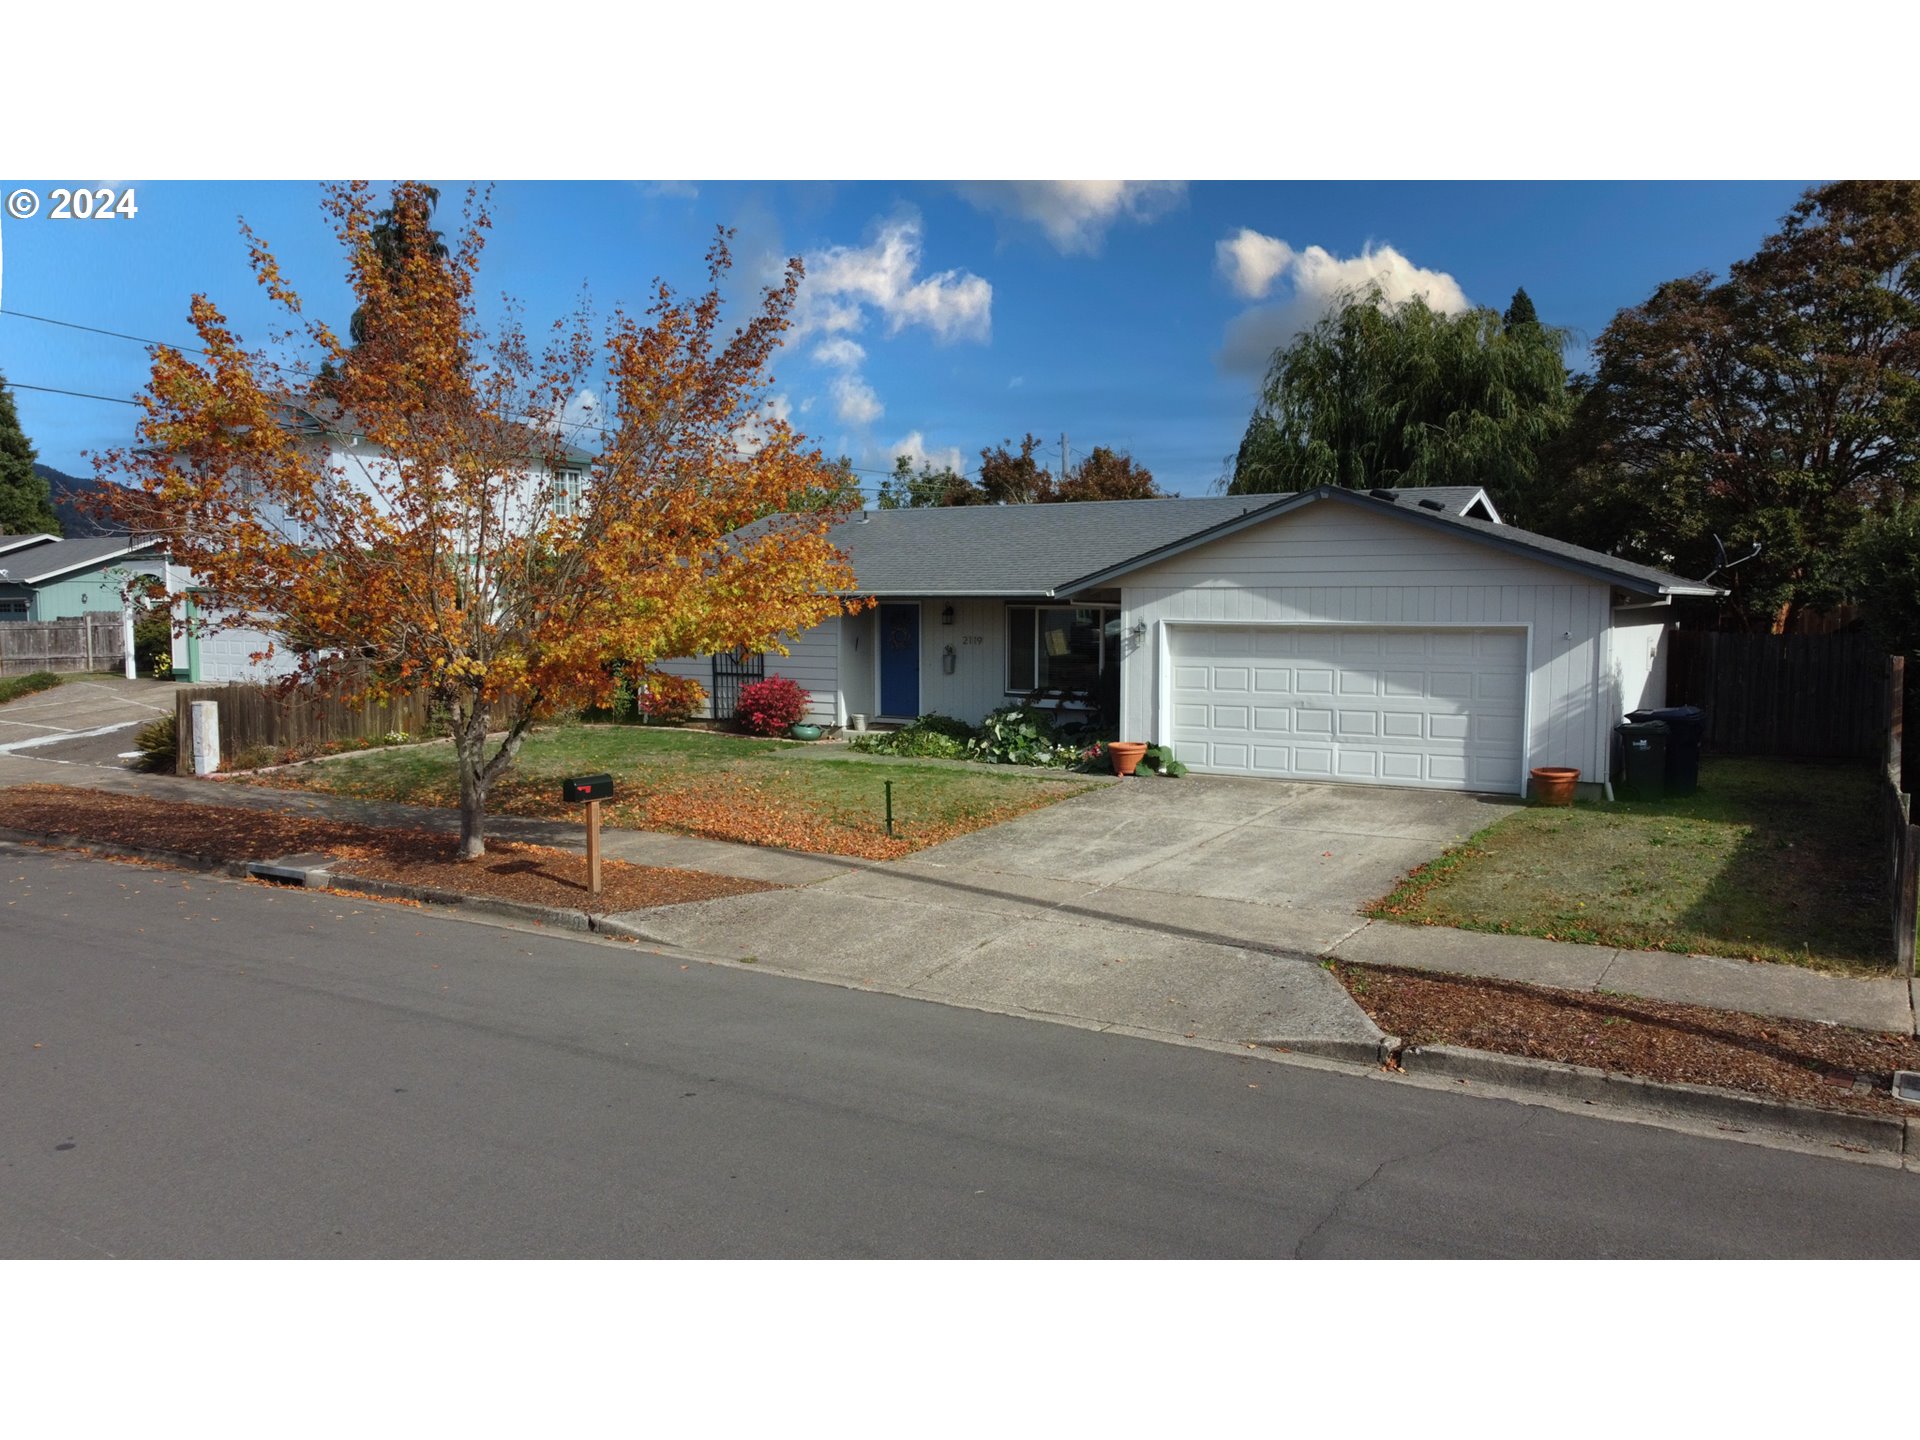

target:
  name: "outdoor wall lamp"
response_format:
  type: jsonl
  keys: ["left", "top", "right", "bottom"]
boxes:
{"left": 1129, "top": 622, "right": 1148, "bottom": 643}
{"left": 941, "top": 604, "right": 955, "bottom": 626}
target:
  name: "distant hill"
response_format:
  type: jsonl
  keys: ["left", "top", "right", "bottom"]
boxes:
{"left": 31, "top": 463, "right": 123, "bottom": 537}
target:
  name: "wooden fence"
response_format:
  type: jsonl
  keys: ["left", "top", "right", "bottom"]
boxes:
{"left": 174, "top": 681, "right": 436, "bottom": 771}
{"left": 0, "top": 612, "right": 126, "bottom": 677}
{"left": 1666, "top": 631, "right": 1891, "bottom": 759}
{"left": 1885, "top": 655, "right": 1919, "bottom": 973}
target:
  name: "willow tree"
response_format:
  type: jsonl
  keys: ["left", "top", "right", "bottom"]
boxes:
{"left": 98, "top": 182, "right": 859, "bottom": 857}
{"left": 1228, "top": 287, "right": 1572, "bottom": 527}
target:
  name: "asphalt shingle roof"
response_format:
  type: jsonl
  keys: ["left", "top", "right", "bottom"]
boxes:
{"left": 0, "top": 535, "right": 163, "bottom": 584}
{"left": 791, "top": 485, "right": 1714, "bottom": 598}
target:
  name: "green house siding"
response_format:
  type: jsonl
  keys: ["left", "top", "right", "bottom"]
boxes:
{"left": 12, "top": 562, "right": 157, "bottom": 622}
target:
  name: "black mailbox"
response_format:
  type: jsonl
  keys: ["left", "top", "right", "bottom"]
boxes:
{"left": 561, "top": 773, "right": 614, "bottom": 804}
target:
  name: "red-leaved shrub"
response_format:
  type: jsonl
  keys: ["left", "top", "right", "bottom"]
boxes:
{"left": 637, "top": 672, "right": 706, "bottom": 724}
{"left": 734, "top": 675, "right": 811, "bottom": 735}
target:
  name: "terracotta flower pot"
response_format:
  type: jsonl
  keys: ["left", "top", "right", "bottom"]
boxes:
{"left": 1107, "top": 741, "right": 1149, "bottom": 777}
{"left": 1529, "top": 766, "right": 1579, "bottom": 806}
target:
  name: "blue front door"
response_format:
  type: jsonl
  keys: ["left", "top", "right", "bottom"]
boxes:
{"left": 879, "top": 603, "right": 920, "bottom": 717}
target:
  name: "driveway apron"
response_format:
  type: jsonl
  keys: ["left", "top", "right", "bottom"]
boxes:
{"left": 610, "top": 776, "right": 1505, "bottom": 1046}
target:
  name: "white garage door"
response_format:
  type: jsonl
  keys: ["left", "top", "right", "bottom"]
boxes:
{"left": 1166, "top": 626, "right": 1527, "bottom": 793}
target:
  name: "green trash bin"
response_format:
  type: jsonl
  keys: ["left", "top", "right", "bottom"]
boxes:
{"left": 1614, "top": 719, "right": 1668, "bottom": 801}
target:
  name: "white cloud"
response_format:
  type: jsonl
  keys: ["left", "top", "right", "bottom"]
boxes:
{"left": 1215, "top": 228, "right": 1297, "bottom": 300}
{"left": 1008, "top": 375, "right": 1026, "bottom": 389}
{"left": 639, "top": 181, "right": 698, "bottom": 200}
{"left": 805, "top": 212, "right": 992, "bottom": 344}
{"left": 878, "top": 430, "right": 965, "bottom": 475}
{"left": 960, "top": 181, "right": 1186, "bottom": 255}
{"left": 731, "top": 393, "right": 793, "bottom": 456}
{"left": 830, "top": 374, "right": 884, "bottom": 427}
{"left": 1216, "top": 231, "right": 1473, "bottom": 375}
{"left": 811, "top": 337, "right": 867, "bottom": 369}
{"left": 541, "top": 389, "right": 601, "bottom": 441}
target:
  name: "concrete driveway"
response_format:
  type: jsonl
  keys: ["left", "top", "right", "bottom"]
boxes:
{"left": 612, "top": 775, "right": 1514, "bottom": 1047}
{"left": 0, "top": 675, "right": 184, "bottom": 767}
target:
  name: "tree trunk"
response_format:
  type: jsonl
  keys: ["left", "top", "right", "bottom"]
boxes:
{"left": 454, "top": 702, "right": 491, "bottom": 860}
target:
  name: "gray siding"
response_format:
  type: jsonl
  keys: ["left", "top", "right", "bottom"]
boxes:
{"left": 1116, "top": 502, "right": 1617, "bottom": 785}
{"left": 655, "top": 617, "right": 842, "bottom": 727}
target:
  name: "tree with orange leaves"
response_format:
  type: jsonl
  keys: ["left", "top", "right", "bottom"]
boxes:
{"left": 98, "top": 182, "right": 860, "bottom": 858}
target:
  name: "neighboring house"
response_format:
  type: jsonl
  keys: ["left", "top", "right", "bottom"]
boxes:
{"left": 159, "top": 401, "right": 593, "bottom": 684}
{"left": 0, "top": 533, "right": 167, "bottom": 622}
{"left": 655, "top": 485, "right": 1718, "bottom": 795}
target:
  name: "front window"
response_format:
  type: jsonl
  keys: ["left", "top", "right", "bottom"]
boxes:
{"left": 551, "top": 468, "right": 584, "bottom": 519}
{"left": 1006, "top": 605, "right": 1120, "bottom": 694}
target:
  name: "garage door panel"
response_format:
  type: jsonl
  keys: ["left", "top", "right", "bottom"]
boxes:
{"left": 1290, "top": 746, "right": 1334, "bottom": 775}
{"left": 1381, "top": 751, "right": 1425, "bottom": 781}
{"left": 1168, "top": 626, "right": 1525, "bottom": 795}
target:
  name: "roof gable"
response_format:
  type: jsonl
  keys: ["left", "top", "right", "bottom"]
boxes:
{"left": 1066, "top": 487, "right": 1717, "bottom": 597}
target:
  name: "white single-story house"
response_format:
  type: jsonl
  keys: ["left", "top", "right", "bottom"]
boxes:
{"left": 656, "top": 484, "right": 1720, "bottom": 795}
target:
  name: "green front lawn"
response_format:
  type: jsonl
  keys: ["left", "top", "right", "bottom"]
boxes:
{"left": 250, "top": 725, "right": 1095, "bottom": 860}
{"left": 1369, "top": 757, "right": 1893, "bottom": 974}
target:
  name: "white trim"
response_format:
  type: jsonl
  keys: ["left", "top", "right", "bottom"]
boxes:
{"left": 1154, "top": 618, "right": 1535, "bottom": 796}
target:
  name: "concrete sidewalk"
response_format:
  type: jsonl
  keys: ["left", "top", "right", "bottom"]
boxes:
{"left": 4, "top": 750, "right": 1910, "bottom": 1046}
{"left": 1326, "top": 920, "right": 1915, "bottom": 1035}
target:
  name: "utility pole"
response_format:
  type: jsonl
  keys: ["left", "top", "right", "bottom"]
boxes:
{"left": 1060, "top": 432, "right": 1069, "bottom": 490}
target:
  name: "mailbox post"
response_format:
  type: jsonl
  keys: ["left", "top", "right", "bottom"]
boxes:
{"left": 560, "top": 773, "right": 615, "bottom": 896}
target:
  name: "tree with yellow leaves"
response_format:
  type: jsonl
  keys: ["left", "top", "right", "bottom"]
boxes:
{"left": 99, "top": 182, "right": 859, "bottom": 857}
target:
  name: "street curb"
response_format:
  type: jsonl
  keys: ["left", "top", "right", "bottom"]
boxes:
{"left": 0, "top": 828, "right": 607, "bottom": 937}
{"left": 1399, "top": 1043, "right": 1909, "bottom": 1154}
{"left": 0, "top": 826, "right": 256, "bottom": 880}
{"left": 1257, "top": 1034, "right": 1400, "bottom": 1066}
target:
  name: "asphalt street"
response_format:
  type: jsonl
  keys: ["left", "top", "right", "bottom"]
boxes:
{"left": 4, "top": 844, "right": 1918, "bottom": 1258}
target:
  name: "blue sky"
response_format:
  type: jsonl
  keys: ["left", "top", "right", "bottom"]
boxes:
{"left": 0, "top": 179, "right": 1811, "bottom": 498}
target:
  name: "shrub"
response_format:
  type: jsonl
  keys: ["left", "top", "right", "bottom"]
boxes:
{"left": 638, "top": 672, "right": 706, "bottom": 725}
{"left": 0, "top": 671, "right": 63, "bottom": 706}
{"left": 968, "top": 704, "right": 1075, "bottom": 767}
{"left": 133, "top": 609, "right": 173, "bottom": 678}
{"left": 734, "top": 675, "right": 811, "bottom": 735}
{"left": 132, "top": 714, "right": 177, "bottom": 773}
{"left": 851, "top": 713, "right": 977, "bottom": 758}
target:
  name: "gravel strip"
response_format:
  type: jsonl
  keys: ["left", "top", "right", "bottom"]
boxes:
{"left": 0, "top": 783, "right": 780, "bottom": 914}
{"left": 1331, "top": 961, "right": 1920, "bottom": 1117}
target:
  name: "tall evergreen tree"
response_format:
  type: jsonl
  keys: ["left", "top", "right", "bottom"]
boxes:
{"left": 1503, "top": 287, "right": 1540, "bottom": 328}
{"left": 0, "top": 375, "right": 61, "bottom": 535}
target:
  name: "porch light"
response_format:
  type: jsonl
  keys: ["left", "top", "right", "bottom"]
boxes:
{"left": 1129, "top": 622, "right": 1148, "bottom": 643}
{"left": 941, "top": 604, "right": 955, "bottom": 626}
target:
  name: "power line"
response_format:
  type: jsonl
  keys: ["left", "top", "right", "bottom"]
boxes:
{"left": 3, "top": 380, "right": 142, "bottom": 407}
{"left": 0, "top": 305, "right": 978, "bottom": 484}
